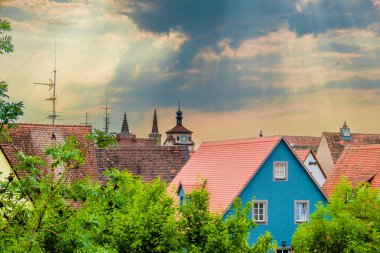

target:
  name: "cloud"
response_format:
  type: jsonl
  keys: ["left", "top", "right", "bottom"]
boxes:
{"left": 326, "top": 77, "right": 380, "bottom": 90}
{"left": 288, "top": 0, "right": 380, "bottom": 36}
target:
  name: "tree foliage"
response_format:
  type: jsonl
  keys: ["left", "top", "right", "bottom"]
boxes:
{"left": 0, "top": 19, "right": 24, "bottom": 142}
{"left": 0, "top": 136, "right": 84, "bottom": 252}
{"left": 292, "top": 178, "right": 380, "bottom": 253}
{"left": 86, "top": 128, "right": 117, "bottom": 149}
{"left": 0, "top": 18, "right": 13, "bottom": 54}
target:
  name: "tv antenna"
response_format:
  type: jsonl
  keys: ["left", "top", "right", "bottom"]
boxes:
{"left": 34, "top": 41, "right": 60, "bottom": 139}
{"left": 80, "top": 112, "right": 94, "bottom": 126}
{"left": 100, "top": 89, "right": 112, "bottom": 134}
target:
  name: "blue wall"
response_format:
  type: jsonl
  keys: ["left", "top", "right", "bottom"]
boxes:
{"left": 224, "top": 140, "right": 327, "bottom": 247}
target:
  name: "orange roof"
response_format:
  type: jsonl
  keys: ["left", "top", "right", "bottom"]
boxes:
{"left": 323, "top": 145, "right": 380, "bottom": 196}
{"left": 323, "top": 132, "right": 380, "bottom": 163}
{"left": 284, "top": 135, "right": 321, "bottom": 152}
{"left": 169, "top": 136, "right": 282, "bottom": 213}
{"left": 0, "top": 123, "right": 100, "bottom": 183}
{"left": 294, "top": 149, "right": 311, "bottom": 162}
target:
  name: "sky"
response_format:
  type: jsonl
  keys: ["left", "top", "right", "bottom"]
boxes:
{"left": 0, "top": 0, "right": 380, "bottom": 146}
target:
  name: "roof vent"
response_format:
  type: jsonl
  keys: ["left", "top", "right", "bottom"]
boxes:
{"left": 340, "top": 121, "right": 351, "bottom": 141}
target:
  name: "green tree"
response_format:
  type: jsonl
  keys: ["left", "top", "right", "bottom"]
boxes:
{"left": 0, "top": 19, "right": 13, "bottom": 54}
{"left": 57, "top": 172, "right": 276, "bottom": 253}
{"left": 292, "top": 178, "right": 380, "bottom": 253}
{"left": 86, "top": 128, "right": 117, "bottom": 149}
{"left": 0, "top": 136, "right": 85, "bottom": 252}
{"left": 0, "top": 18, "right": 24, "bottom": 141}
{"left": 58, "top": 169, "right": 182, "bottom": 252}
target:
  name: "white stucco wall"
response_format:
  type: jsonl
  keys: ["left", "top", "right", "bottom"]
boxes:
{"left": 303, "top": 153, "right": 326, "bottom": 187}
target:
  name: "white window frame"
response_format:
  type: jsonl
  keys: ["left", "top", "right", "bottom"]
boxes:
{"left": 252, "top": 200, "right": 268, "bottom": 224}
{"left": 273, "top": 162, "right": 288, "bottom": 181}
{"left": 294, "top": 200, "right": 309, "bottom": 223}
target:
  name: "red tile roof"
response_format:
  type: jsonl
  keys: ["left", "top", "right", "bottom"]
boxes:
{"left": 169, "top": 136, "right": 283, "bottom": 213}
{"left": 116, "top": 134, "right": 156, "bottom": 146}
{"left": 95, "top": 145, "right": 189, "bottom": 183}
{"left": 294, "top": 149, "right": 311, "bottom": 162}
{"left": 284, "top": 135, "right": 321, "bottom": 152}
{"left": 323, "top": 132, "right": 380, "bottom": 163}
{"left": 322, "top": 145, "right": 380, "bottom": 196}
{"left": 0, "top": 123, "right": 100, "bottom": 183}
{"left": 166, "top": 125, "right": 193, "bottom": 134}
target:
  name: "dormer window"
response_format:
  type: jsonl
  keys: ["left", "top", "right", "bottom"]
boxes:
{"left": 340, "top": 121, "right": 351, "bottom": 141}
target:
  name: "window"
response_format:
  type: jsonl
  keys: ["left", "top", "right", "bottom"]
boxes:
{"left": 176, "top": 136, "right": 179, "bottom": 141}
{"left": 295, "top": 200, "right": 309, "bottom": 223}
{"left": 274, "top": 162, "right": 287, "bottom": 180}
{"left": 189, "top": 137, "right": 191, "bottom": 141}
{"left": 253, "top": 200, "right": 267, "bottom": 224}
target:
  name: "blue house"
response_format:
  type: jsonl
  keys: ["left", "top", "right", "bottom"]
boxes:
{"left": 170, "top": 136, "right": 328, "bottom": 252}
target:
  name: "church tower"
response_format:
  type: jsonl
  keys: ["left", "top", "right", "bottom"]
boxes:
{"left": 149, "top": 109, "right": 162, "bottom": 146}
{"left": 163, "top": 101, "right": 194, "bottom": 151}
{"left": 120, "top": 113, "right": 132, "bottom": 138}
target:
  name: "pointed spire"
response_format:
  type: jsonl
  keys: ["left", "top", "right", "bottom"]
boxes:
{"left": 151, "top": 109, "right": 159, "bottom": 134}
{"left": 176, "top": 99, "right": 183, "bottom": 126}
{"left": 121, "top": 113, "right": 130, "bottom": 134}
{"left": 149, "top": 109, "right": 161, "bottom": 145}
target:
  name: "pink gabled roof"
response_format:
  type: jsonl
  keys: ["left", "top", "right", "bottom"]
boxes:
{"left": 169, "top": 136, "right": 282, "bottom": 214}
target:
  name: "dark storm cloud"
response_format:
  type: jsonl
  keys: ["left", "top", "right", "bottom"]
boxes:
{"left": 109, "top": 44, "right": 289, "bottom": 112}
{"left": 120, "top": 0, "right": 295, "bottom": 69}
{"left": 108, "top": 0, "right": 380, "bottom": 112}
{"left": 288, "top": 0, "right": 380, "bottom": 36}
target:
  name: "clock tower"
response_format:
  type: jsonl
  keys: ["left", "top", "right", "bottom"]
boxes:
{"left": 163, "top": 101, "right": 194, "bottom": 151}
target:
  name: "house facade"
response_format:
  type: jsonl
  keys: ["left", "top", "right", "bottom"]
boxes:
{"left": 170, "top": 136, "right": 327, "bottom": 251}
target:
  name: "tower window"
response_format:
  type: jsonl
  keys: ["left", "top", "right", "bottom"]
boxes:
{"left": 189, "top": 137, "right": 191, "bottom": 141}
{"left": 177, "top": 136, "right": 179, "bottom": 141}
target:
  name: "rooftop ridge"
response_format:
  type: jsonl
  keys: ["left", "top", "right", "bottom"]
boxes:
{"left": 201, "top": 135, "right": 281, "bottom": 147}
{"left": 283, "top": 135, "right": 320, "bottom": 138}
{"left": 323, "top": 131, "right": 380, "bottom": 136}
{"left": 345, "top": 144, "right": 380, "bottom": 150}
{"left": 16, "top": 122, "right": 93, "bottom": 128}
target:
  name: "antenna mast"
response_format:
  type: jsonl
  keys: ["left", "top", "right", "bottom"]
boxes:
{"left": 34, "top": 41, "right": 59, "bottom": 139}
{"left": 101, "top": 89, "right": 112, "bottom": 134}
{"left": 80, "top": 112, "right": 94, "bottom": 126}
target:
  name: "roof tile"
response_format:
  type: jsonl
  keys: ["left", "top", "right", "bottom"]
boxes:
{"left": 323, "top": 145, "right": 380, "bottom": 196}
{"left": 96, "top": 145, "right": 189, "bottom": 183}
{"left": 0, "top": 123, "right": 99, "bottom": 183}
